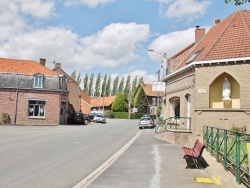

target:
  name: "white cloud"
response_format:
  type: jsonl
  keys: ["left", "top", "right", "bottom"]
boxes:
{"left": 18, "top": 0, "right": 55, "bottom": 18}
{"left": 148, "top": 28, "right": 195, "bottom": 59}
{"left": 64, "top": 0, "right": 116, "bottom": 8}
{"left": 0, "top": 22, "right": 150, "bottom": 74}
{"left": 158, "top": 0, "right": 211, "bottom": 23}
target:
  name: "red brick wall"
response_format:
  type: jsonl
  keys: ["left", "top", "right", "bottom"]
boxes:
{"left": 0, "top": 89, "right": 66, "bottom": 125}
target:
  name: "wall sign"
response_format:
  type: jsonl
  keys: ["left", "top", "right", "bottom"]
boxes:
{"left": 198, "top": 88, "right": 206, "bottom": 94}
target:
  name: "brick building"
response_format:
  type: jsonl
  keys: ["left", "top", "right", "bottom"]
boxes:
{"left": 0, "top": 58, "right": 68, "bottom": 125}
{"left": 161, "top": 9, "right": 250, "bottom": 134}
{"left": 53, "top": 63, "right": 92, "bottom": 116}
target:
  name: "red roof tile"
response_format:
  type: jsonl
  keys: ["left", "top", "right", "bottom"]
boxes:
{"left": 91, "top": 96, "right": 116, "bottom": 107}
{"left": 174, "top": 9, "right": 250, "bottom": 70}
{"left": 0, "top": 58, "right": 58, "bottom": 76}
{"left": 140, "top": 83, "right": 163, "bottom": 97}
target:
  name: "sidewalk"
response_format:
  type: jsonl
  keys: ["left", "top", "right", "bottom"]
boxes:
{"left": 88, "top": 129, "right": 246, "bottom": 188}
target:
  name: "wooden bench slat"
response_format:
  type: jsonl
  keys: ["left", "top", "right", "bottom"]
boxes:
{"left": 182, "top": 139, "right": 205, "bottom": 169}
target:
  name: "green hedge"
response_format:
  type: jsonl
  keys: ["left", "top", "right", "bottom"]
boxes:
{"left": 106, "top": 112, "right": 144, "bottom": 119}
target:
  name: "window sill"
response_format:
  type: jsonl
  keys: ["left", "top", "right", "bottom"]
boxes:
{"left": 28, "top": 116, "right": 46, "bottom": 119}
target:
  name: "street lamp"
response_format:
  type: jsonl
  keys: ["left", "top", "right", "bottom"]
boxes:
{"left": 147, "top": 48, "right": 167, "bottom": 118}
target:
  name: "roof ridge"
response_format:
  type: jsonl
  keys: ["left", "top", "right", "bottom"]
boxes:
{"left": 240, "top": 10, "right": 250, "bottom": 42}
{"left": 202, "top": 11, "right": 237, "bottom": 60}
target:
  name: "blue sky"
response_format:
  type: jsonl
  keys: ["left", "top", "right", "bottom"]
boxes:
{"left": 0, "top": 0, "right": 249, "bottom": 85}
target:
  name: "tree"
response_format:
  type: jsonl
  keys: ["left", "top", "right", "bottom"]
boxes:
{"left": 76, "top": 73, "right": 81, "bottom": 85}
{"left": 101, "top": 74, "right": 107, "bottom": 97}
{"left": 118, "top": 76, "right": 125, "bottom": 94}
{"left": 225, "top": 0, "right": 250, "bottom": 5}
{"left": 112, "top": 75, "right": 119, "bottom": 95}
{"left": 131, "top": 76, "right": 137, "bottom": 97}
{"left": 88, "top": 73, "right": 94, "bottom": 96}
{"left": 138, "top": 76, "right": 144, "bottom": 84}
{"left": 83, "top": 73, "right": 89, "bottom": 94}
{"left": 134, "top": 89, "right": 147, "bottom": 113}
{"left": 94, "top": 72, "right": 101, "bottom": 97}
{"left": 111, "top": 93, "right": 128, "bottom": 112}
{"left": 124, "top": 75, "right": 131, "bottom": 99}
{"left": 105, "top": 75, "right": 111, "bottom": 96}
{"left": 71, "top": 70, "right": 76, "bottom": 81}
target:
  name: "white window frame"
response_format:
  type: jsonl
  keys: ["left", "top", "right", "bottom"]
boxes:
{"left": 34, "top": 75, "right": 43, "bottom": 88}
{"left": 28, "top": 100, "right": 46, "bottom": 117}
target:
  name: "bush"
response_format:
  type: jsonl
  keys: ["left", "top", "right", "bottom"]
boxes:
{"left": 1, "top": 113, "right": 10, "bottom": 124}
{"left": 231, "top": 125, "right": 246, "bottom": 132}
{"left": 110, "top": 112, "right": 144, "bottom": 119}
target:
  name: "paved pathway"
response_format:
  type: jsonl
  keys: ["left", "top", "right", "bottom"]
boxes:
{"left": 88, "top": 129, "right": 246, "bottom": 188}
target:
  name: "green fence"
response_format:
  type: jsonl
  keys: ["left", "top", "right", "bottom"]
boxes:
{"left": 203, "top": 126, "right": 250, "bottom": 187}
{"left": 155, "top": 117, "right": 191, "bottom": 133}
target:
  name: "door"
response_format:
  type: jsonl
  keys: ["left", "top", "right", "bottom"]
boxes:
{"left": 60, "top": 102, "right": 66, "bottom": 125}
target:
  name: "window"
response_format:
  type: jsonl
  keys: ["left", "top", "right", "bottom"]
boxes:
{"left": 34, "top": 75, "right": 43, "bottom": 88}
{"left": 59, "top": 76, "right": 67, "bottom": 90}
{"left": 28, "top": 100, "right": 45, "bottom": 117}
{"left": 187, "top": 49, "right": 203, "bottom": 64}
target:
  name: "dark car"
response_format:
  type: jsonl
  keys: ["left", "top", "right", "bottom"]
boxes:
{"left": 67, "top": 112, "right": 88, "bottom": 124}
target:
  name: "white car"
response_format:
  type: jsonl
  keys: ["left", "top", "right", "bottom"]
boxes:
{"left": 93, "top": 114, "right": 106, "bottom": 123}
{"left": 139, "top": 116, "right": 154, "bottom": 129}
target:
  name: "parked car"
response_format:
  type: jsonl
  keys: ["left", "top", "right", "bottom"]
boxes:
{"left": 138, "top": 116, "right": 154, "bottom": 129}
{"left": 107, "top": 114, "right": 114, "bottom": 119}
{"left": 93, "top": 114, "right": 106, "bottom": 123}
{"left": 67, "top": 112, "right": 88, "bottom": 125}
{"left": 142, "top": 114, "right": 155, "bottom": 126}
{"left": 88, "top": 113, "right": 97, "bottom": 122}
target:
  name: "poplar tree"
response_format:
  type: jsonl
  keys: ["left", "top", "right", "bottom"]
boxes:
{"left": 101, "top": 74, "right": 107, "bottom": 97}
{"left": 105, "top": 75, "right": 111, "bottom": 96}
{"left": 112, "top": 75, "right": 119, "bottom": 95}
{"left": 139, "top": 76, "right": 144, "bottom": 84}
{"left": 118, "top": 76, "right": 125, "bottom": 94}
{"left": 124, "top": 75, "right": 131, "bottom": 99}
{"left": 71, "top": 70, "right": 76, "bottom": 81}
{"left": 131, "top": 76, "right": 138, "bottom": 97}
{"left": 94, "top": 72, "right": 101, "bottom": 97}
{"left": 83, "top": 73, "right": 89, "bottom": 94}
{"left": 76, "top": 73, "right": 81, "bottom": 85}
{"left": 88, "top": 73, "right": 94, "bottom": 96}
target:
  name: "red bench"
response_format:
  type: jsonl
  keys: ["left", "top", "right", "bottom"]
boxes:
{"left": 182, "top": 139, "right": 205, "bottom": 169}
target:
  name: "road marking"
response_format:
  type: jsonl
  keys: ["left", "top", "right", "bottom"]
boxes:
{"left": 212, "top": 175, "right": 221, "bottom": 185}
{"left": 72, "top": 130, "right": 142, "bottom": 188}
{"left": 195, "top": 176, "right": 221, "bottom": 185}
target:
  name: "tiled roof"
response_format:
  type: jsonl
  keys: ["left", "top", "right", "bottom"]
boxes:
{"left": 140, "top": 83, "right": 163, "bottom": 97}
{"left": 174, "top": 9, "right": 250, "bottom": 70}
{"left": 0, "top": 58, "right": 58, "bottom": 76}
{"left": 80, "top": 90, "right": 91, "bottom": 104}
{"left": 91, "top": 96, "right": 116, "bottom": 107}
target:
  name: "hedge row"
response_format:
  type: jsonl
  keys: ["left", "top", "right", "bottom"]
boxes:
{"left": 107, "top": 112, "right": 156, "bottom": 119}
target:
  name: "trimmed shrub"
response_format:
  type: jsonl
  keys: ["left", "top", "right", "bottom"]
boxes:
{"left": 1, "top": 113, "right": 10, "bottom": 124}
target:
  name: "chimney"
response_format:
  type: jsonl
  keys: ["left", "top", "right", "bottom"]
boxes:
{"left": 214, "top": 18, "right": 220, "bottom": 25}
{"left": 195, "top": 26, "right": 205, "bottom": 42}
{"left": 55, "top": 63, "right": 61, "bottom": 69}
{"left": 39, "top": 58, "right": 46, "bottom": 66}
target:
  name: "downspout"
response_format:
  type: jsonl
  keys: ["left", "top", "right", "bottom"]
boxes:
{"left": 14, "top": 88, "right": 18, "bottom": 124}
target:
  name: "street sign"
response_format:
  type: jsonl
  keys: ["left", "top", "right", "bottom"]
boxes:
{"left": 152, "top": 82, "right": 165, "bottom": 92}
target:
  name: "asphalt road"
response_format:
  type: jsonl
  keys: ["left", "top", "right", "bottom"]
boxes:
{"left": 0, "top": 119, "right": 139, "bottom": 188}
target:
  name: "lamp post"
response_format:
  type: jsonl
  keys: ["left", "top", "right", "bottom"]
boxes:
{"left": 147, "top": 48, "right": 167, "bottom": 117}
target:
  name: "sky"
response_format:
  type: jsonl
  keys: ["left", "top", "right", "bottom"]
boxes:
{"left": 0, "top": 0, "right": 249, "bottom": 86}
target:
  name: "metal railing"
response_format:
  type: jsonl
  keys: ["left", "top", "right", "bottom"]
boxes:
{"left": 203, "top": 126, "right": 250, "bottom": 187}
{"left": 155, "top": 117, "right": 191, "bottom": 133}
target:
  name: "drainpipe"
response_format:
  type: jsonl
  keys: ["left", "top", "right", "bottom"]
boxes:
{"left": 14, "top": 88, "right": 18, "bottom": 124}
